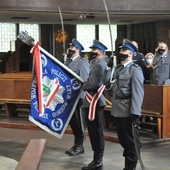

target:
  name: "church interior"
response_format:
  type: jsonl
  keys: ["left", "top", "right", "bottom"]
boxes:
{"left": 0, "top": 0, "right": 170, "bottom": 169}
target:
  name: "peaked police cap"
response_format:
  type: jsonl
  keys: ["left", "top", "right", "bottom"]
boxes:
{"left": 89, "top": 39, "right": 108, "bottom": 52}
{"left": 119, "top": 39, "right": 137, "bottom": 52}
{"left": 69, "top": 38, "right": 84, "bottom": 51}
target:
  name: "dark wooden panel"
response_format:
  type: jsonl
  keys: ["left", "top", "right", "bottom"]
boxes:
{"left": 13, "top": 80, "right": 32, "bottom": 100}
{"left": 0, "top": 72, "right": 32, "bottom": 100}
{"left": 0, "top": 79, "right": 14, "bottom": 98}
{"left": 162, "top": 86, "right": 170, "bottom": 138}
{"left": 142, "top": 85, "right": 163, "bottom": 113}
{"left": 142, "top": 84, "right": 170, "bottom": 138}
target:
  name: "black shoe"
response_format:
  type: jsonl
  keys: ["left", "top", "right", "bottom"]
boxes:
{"left": 82, "top": 160, "right": 103, "bottom": 170}
{"left": 65, "top": 145, "right": 84, "bottom": 156}
{"left": 123, "top": 168, "right": 136, "bottom": 170}
{"left": 123, "top": 166, "right": 136, "bottom": 170}
{"left": 123, "top": 159, "right": 137, "bottom": 170}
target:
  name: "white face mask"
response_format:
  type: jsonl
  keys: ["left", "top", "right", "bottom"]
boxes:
{"left": 146, "top": 59, "right": 153, "bottom": 65}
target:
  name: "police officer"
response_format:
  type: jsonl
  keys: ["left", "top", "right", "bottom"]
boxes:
{"left": 152, "top": 41, "right": 170, "bottom": 85}
{"left": 103, "top": 39, "right": 144, "bottom": 170}
{"left": 81, "top": 40, "right": 107, "bottom": 170}
{"left": 64, "top": 39, "right": 89, "bottom": 156}
{"left": 131, "top": 41, "right": 147, "bottom": 80}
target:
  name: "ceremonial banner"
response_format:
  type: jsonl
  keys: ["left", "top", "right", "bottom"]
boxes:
{"left": 29, "top": 43, "right": 84, "bottom": 139}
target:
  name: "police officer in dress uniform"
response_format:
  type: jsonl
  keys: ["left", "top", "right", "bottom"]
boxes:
{"left": 64, "top": 39, "right": 90, "bottom": 156}
{"left": 81, "top": 40, "right": 107, "bottom": 170}
{"left": 131, "top": 41, "right": 147, "bottom": 80}
{"left": 103, "top": 39, "right": 144, "bottom": 170}
{"left": 151, "top": 41, "right": 170, "bottom": 85}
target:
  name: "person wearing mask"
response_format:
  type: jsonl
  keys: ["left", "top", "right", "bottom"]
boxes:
{"left": 83, "top": 53, "right": 90, "bottom": 61}
{"left": 81, "top": 40, "right": 107, "bottom": 170}
{"left": 131, "top": 41, "right": 147, "bottom": 80}
{"left": 103, "top": 39, "right": 144, "bottom": 170}
{"left": 145, "top": 52, "right": 154, "bottom": 84}
{"left": 152, "top": 41, "right": 170, "bottom": 85}
{"left": 64, "top": 39, "right": 90, "bottom": 156}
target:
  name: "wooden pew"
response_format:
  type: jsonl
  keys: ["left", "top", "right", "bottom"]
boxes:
{"left": 141, "top": 109, "right": 163, "bottom": 138}
{"left": 15, "top": 139, "right": 47, "bottom": 170}
{"left": 103, "top": 84, "right": 170, "bottom": 139}
{"left": 103, "top": 104, "right": 113, "bottom": 128}
{"left": 103, "top": 96, "right": 114, "bottom": 129}
{"left": 0, "top": 99, "right": 30, "bottom": 118}
{"left": 0, "top": 72, "right": 32, "bottom": 118}
{"left": 142, "top": 84, "right": 170, "bottom": 138}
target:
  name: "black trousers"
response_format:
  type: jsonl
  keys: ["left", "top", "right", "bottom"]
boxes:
{"left": 69, "top": 101, "right": 84, "bottom": 145}
{"left": 85, "top": 106, "right": 105, "bottom": 154}
{"left": 115, "top": 117, "right": 140, "bottom": 163}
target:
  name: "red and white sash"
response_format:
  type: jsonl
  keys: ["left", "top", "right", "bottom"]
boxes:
{"left": 86, "top": 85, "right": 106, "bottom": 121}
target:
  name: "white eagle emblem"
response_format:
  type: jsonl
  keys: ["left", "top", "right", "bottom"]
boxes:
{"left": 42, "top": 76, "right": 65, "bottom": 111}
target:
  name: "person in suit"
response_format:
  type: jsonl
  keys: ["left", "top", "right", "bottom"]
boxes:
{"left": 64, "top": 39, "right": 90, "bottom": 156}
{"left": 152, "top": 41, "right": 170, "bottom": 85}
{"left": 103, "top": 39, "right": 144, "bottom": 170}
{"left": 81, "top": 40, "right": 107, "bottom": 170}
{"left": 131, "top": 41, "right": 147, "bottom": 80}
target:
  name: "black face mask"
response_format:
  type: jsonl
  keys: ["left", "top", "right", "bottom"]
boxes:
{"left": 158, "top": 49, "right": 165, "bottom": 55}
{"left": 118, "top": 53, "right": 129, "bottom": 61}
{"left": 89, "top": 52, "right": 98, "bottom": 58}
{"left": 68, "top": 49, "right": 75, "bottom": 56}
{"left": 66, "top": 54, "right": 71, "bottom": 58}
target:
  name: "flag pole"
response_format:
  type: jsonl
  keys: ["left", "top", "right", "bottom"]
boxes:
{"left": 102, "top": 0, "right": 117, "bottom": 85}
{"left": 58, "top": 6, "right": 66, "bottom": 62}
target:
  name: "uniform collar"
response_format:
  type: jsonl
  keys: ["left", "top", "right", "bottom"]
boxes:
{"left": 162, "top": 53, "right": 169, "bottom": 58}
{"left": 71, "top": 55, "right": 79, "bottom": 61}
{"left": 123, "top": 60, "right": 133, "bottom": 67}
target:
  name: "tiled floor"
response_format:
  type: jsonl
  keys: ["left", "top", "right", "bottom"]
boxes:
{"left": 0, "top": 156, "right": 18, "bottom": 169}
{"left": 0, "top": 127, "right": 170, "bottom": 170}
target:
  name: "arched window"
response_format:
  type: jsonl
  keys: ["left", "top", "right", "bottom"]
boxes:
{"left": 99, "top": 25, "right": 117, "bottom": 51}
{"left": 0, "top": 23, "right": 16, "bottom": 52}
{"left": 0, "top": 23, "right": 40, "bottom": 52}
{"left": 19, "top": 23, "right": 40, "bottom": 42}
{"left": 76, "top": 25, "right": 95, "bottom": 52}
{"left": 76, "top": 24, "right": 117, "bottom": 52}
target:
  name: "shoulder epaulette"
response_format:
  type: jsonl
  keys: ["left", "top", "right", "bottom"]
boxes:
{"left": 132, "top": 63, "right": 139, "bottom": 67}
{"left": 138, "top": 52, "right": 144, "bottom": 55}
{"left": 79, "top": 56, "right": 85, "bottom": 60}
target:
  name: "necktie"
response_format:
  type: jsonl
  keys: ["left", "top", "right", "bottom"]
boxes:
{"left": 65, "top": 58, "right": 72, "bottom": 66}
{"left": 119, "top": 64, "right": 124, "bottom": 71}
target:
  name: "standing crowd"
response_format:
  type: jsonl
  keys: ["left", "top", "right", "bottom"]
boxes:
{"left": 63, "top": 38, "right": 170, "bottom": 170}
